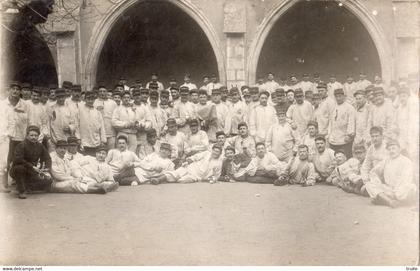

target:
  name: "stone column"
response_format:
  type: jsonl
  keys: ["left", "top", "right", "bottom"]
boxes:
{"left": 55, "top": 32, "right": 78, "bottom": 87}
{"left": 224, "top": 0, "right": 246, "bottom": 88}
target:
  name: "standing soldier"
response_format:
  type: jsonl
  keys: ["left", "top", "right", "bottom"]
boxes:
{"left": 286, "top": 88, "right": 314, "bottom": 137}
{"left": 149, "top": 90, "right": 167, "bottom": 137}
{"left": 180, "top": 74, "right": 197, "bottom": 90}
{"left": 94, "top": 85, "right": 118, "bottom": 149}
{"left": 327, "top": 74, "right": 343, "bottom": 97}
{"left": 159, "top": 90, "right": 173, "bottom": 118}
{"left": 27, "top": 88, "right": 49, "bottom": 143}
{"left": 78, "top": 91, "right": 106, "bottom": 156}
{"left": 48, "top": 88, "right": 78, "bottom": 151}
{"left": 162, "top": 118, "right": 187, "bottom": 166}
{"left": 353, "top": 89, "right": 370, "bottom": 146}
{"left": 112, "top": 90, "right": 122, "bottom": 106}
{"left": 327, "top": 88, "right": 356, "bottom": 158}
{"left": 146, "top": 73, "right": 164, "bottom": 91}
{"left": 262, "top": 72, "right": 280, "bottom": 95}
{"left": 132, "top": 88, "right": 153, "bottom": 153}
{"left": 343, "top": 75, "right": 358, "bottom": 104}
{"left": 225, "top": 87, "right": 247, "bottom": 137}
{"left": 111, "top": 91, "right": 138, "bottom": 152}
{"left": 206, "top": 74, "right": 223, "bottom": 96}
{"left": 299, "top": 73, "right": 313, "bottom": 92}
{"left": 172, "top": 86, "right": 196, "bottom": 136}
{"left": 211, "top": 88, "right": 229, "bottom": 135}
{"left": 356, "top": 72, "right": 371, "bottom": 91}
{"left": 249, "top": 91, "right": 277, "bottom": 143}
{"left": 314, "top": 82, "right": 335, "bottom": 137}
{"left": 367, "top": 87, "right": 397, "bottom": 142}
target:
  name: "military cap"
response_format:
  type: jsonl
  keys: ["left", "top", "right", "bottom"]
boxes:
{"left": 312, "top": 92, "right": 321, "bottom": 99}
{"left": 148, "top": 82, "right": 159, "bottom": 89}
{"left": 188, "top": 118, "right": 200, "bottom": 126}
{"left": 84, "top": 91, "right": 96, "bottom": 98}
{"left": 21, "top": 82, "right": 32, "bottom": 89}
{"left": 225, "top": 146, "right": 236, "bottom": 153}
{"left": 167, "top": 118, "right": 177, "bottom": 126}
{"left": 373, "top": 87, "right": 384, "bottom": 95}
{"left": 317, "top": 82, "right": 327, "bottom": 89}
{"left": 189, "top": 89, "right": 198, "bottom": 95}
{"left": 72, "top": 84, "right": 82, "bottom": 92}
{"left": 386, "top": 140, "right": 400, "bottom": 149}
{"left": 56, "top": 140, "right": 68, "bottom": 147}
{"left": 55, "top": 88, "right": 66, "bottom": 97}
{"left": 198, "top": 89, "right": 208, "bottom": 96}
{"left": 353, "top": 144, "right": 366, "bottom": 153}
{"left": 215, "top": 131, "right": 226, "bottom": 138}
{"left": 353, "top": 89, "right": 365, "bottom": 97}
{"left": 398, "top": 86, "right": 410, "bottom": 95}
{"left": 211, "top": 88, "right": 221, "bottom": 95}
{"left": 160, "top": 142, "right": 171, "bottom": 151}
{"left": 259, "top": 90, "right": 270, "bottom": 97}
{"left": 180, "top": 86, "right": 189, "bottom": 94}
{"left": 229, "top": 87, "right": 240, "bottom": 95}
{"left": 249, "top": 86, "right": 259, "bottom": 94}
{"left": 286, "top": 89, "right": 294, "bottom": 94}
{"left": 294, "top": 88, "right": 304, "bottom": 95}
{"left": 9, "top": 81, "right": 21, "bottom": 89}
{"left": 62, "top": 81, "right": 73, "bottom": 89}
{"left": 334, "top": 88, "right": 345, "bottom": 95}
{"left": 237, "top": 121, "right": 248, "bottom": 129}
{"left": 160, "top": 90, "right": 170, "bottom": 97}
{"left": 96, "top": 144, "right": 108, "bottom": 153}
{"left": 49, "top": 83, "right": 58, "bottom": 90}
{"left": 26, "top": 125, "right": 40, "bottom": 135}
{"left": 31, "top": 87, "right": 41, "bottom": 94}
{"left": 170, "top": 86, "right": 179, "bottom": 91}
{"left": 140, "top": 88, "right": 150, "bottom": 94}
{"left": 302, "top": 73, "right": 309, "bottom": 77}
{"left": 276, "top": 88, "right": 285, "bottom": 95}
{"left": 132, "top": 88, "right": 141, "bottom": 96}
{"left": 334, "top": 149, "right": 346, "bottom": 157}
{"left": 67, "top": 136, "right": 79, "bottom": 146}
{"left": 112, "top": 90, "right": 123, "bottom": 97}
{"left": 307, "top": 120, "right": 318, "bottom": 128}
{"left": 146, "top": 129, "right": 157, "bottom": 137}
{"left": 242, "top": 88, "right": 251, "bottom": 96}
{"left": 365, "top": 85, "right": 375, "bottom": 93}
{"left": 149, "top": 90, "right": 159, "bottom": 98}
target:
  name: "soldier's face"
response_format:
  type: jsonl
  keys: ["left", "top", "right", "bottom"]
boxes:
{"left": 159, "top": 148, "right": 171, "bottom": 159}
{"left": 190, "top": 93, "right": 199, "bottom": 103}
{"left": 72, "top": 91, "right": 81, "bottom": 100}
{"left": 147, "top": 135, "right": 157, "bottom": 145}
{"left": 67, "top": 145, "right": 78, "bottom": 154}
{"left": 287, "top": 92, "right": 294, "bottom": 102}
{"left": 387, "top": 145, "right": 400, "bottom": 159}
{"left": 211, "top": 94, "right": 221, "bottom": 103}
{"left": 334, "top": 94, "right": 345, "bottom": 104}
{"left": 56, "top": 146, "right": 67, "bottom": 157}
{"left": 259, "top": 94, "right": 268, "bottom": 105}
{"left": 252, "top": 93, "right": 259, "bottom": 101}
{"left": 98, "top": 88, "right": 107, "bottom": 99}
{"left": 27, "top": 130, "right": 39, "bottom": 143}
{"left": 373, "top": 93, "right": 384, "bottom": 105}
{"left": 171, "top": 90, "right": 179, "bottom": 99}
{"left": 355, "top": 94, "right": 366, "bottom": 107}
{"left": 140, "top": 93, "right": 149, "bottom": 103}
{"left": 277, "top": 113, "right": 286, "bottom": 123}
{"left": 335, "top": 153, "right": 347, "bottom": 165}
{"left": 353, "top": 150, "right": 366, "bottom": 163}
{"left": 295, "top": 94, "right": 304, "bottom": 104}
{"left": 399, "top": 92, "right": 409, "bottom": 104}
{"left": 217, "top": 135, "right": 226, "bottom": 146}
{"left": 211, "top": 148, "right": 222, "bottom": 159}
{"left": 298, "top": 147, "right": 309, "bottom": 160}
{"left": 308, "top": 126, "right": 317, "bottom": 136}
{"left": 117, "top": 139, "right": 127, "bottom": 151}
{"left": 388, "top": 87, "right": 397, "bottom": 98}
{"left": 312, "top": 98, "right": 320, "bottom": 107}
{"left": 238, "top": 126, "right": 248, "bottom": 136}
{"left": 225, "top": 149, "right": 235, "bottom": 160}
{"left": 9, "top": 86, "right": 21, "bottom": 98}
{"left": 31, "top": 92, "right": 40, "bottom": 103}
{"left": 318, "top": 88, "right": 327, "bottom": 98}
{"left": 315, "top": 140, "right": 326, "bottom": 153}
{"left": 230, "top": 93, "right": 239, "bottom": 103}
{"left": 167, "top": 124, "right": 177, "bottom": 134}
{"left": 96, "top": 150, "right": 107, "bottom": 162}
{"left": 150, "top": 97, "right": 158, "bottom": 106}
{"left": 199, "top": 94, "right": 207, "bottom": 105}
{"left": 22, "top": 89, "right": 32, "bottom": 99}
{"left": 203, "top": 77, "right": 209, "bottom": 84}
{"left": 256, "top": 145, "right": 266, "bottom": 158}
{"left": 370, "top": 132, "right": 383, "bottom": 147}
{"left": 190, "top": 124, "right": 199, "bottom": 134}
{"left": 122, "top": 94, "right": 131, "bottom": 105}
{"left": 151, "top": 75, "right": 158, "bottom": 82}
{"left": 85, "top": 96, "right": 95, "bottom": 107}
{"left": 347, "top": 77, "right": 354, "bottom": 83}
{"left": 56, "top": 95, "right": 66, "bottom": 105}
{"left": 267, "top": 74, "right": 274, "bottom": 81}
{"left": 113, "top": 95, "right": 121, "bottom": 104}
{"left": 244, "top": 95, "right": 251, "bottom": 103}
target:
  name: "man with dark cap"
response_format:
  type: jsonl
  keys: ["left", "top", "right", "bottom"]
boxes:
{"left": 354, "top": 89, "right": 370, "bottom": 145}
{"left": 242, "top": 88, "right": 253, "bottom": 124}
{"left": 21, "top": 82, "right": 32, "bottom": 102}
{"left": 138, "top": 128, "right": 161, "bottom": 159}
{"left": 65, "top": 84, "right": 83, "bottom": 119}
{"left": 62, "top": 80, "right": 73, "bottom": 98}
{"left": 112, "top": 90, "right": 122, "bottom": 106}
{"left": 205, "top": 73, "right": 222, "bottom": 96}
{"left": 189, "top": 89, "right": 199, "bottom": 107}
{"left": 367, "top": 87, "right": 397, "bottom": 142}
{"left": 146, "top": 73, "right": 164, "bottom": 91}
{"left": 210, "top": 88, "right": 229, "bottom": 136}
{"left": 314, "top": 82, "right": 335, "bottom": 137}
{"left": 111, "top": 91, "right": 138, "bottom": 152}
{"left": 199, "top": 75, "right": 210, "bottom": 92}
{"left": 185, "top": 118, "right": 209, "bottom": 157}
{"left": 9, "top": 126, "right": 52, "bottom": 199}
{"left": 365, "top": 140, "right": 417, "bottom": 208}
{"left": 311, "top": 73, "right": 322, "bottom": 92}
{"left": 180, "top": 73, "right": 197, "bottom": 90}
{"left": 94, "top": 84, "right": 118, "bottom": 149}
{"left": 262, "top": 72, "right": 280, "bottom": 95}
{"left": 47, "top": 84, "right": 58, "bottom": 109}
{"left": 360, "top": 126, "right": 387, "bottom": 183}
{"left": 162, "top": 118, "right": 187, "bottom": 164}
{"left": 132, "top": 88, "right": 153, "bottom": 153}
{"left": 48, "top": 88, "right": 79, "bottom": 151}
{"left": 27, "top": 87, "right": 49, "bottom": 143}
{"left": 265, "top": 109, "right": 298, "bottom": 162}
{"left": 249, "top": 90, "right": 277, "bottom": 143}
{"left": 327, "top": 74, "right": 343, "bottom": 97}
{"left": 159, "top": 89, "right": 173, "bottom": 117}
{"left": 78, "top": 91, "right": 106, "bottom": 156}
{"left": 149, "top": 90, "right": 167, "bottom": 137}
{"left": 327, "top": 88, "right": 355, "bottom": 158}
{"left": 136, "top": 142, "right": 174, "bottom": 184}
{"left": 40, "top": 87, "right": 50, "bottom": 106}
{"left": 169, "top": 86, "right": 180, "bottom": 105}
{"left": 300, "top": 120, "right": 319, "bottom": 160}
{"left": 5, "top": 81, "right": 29, "bottom": 183}
{"left": 166, "top": 77, "right": 177, "bottom": 92}
{"left": 286, "top": 88, "right": 314, "bottom": 137}
{"left": 219, "top": 86, "right": 228, "bottom": 103}
{"left": 196, "top": 89, "right": 217, "bottom": 141}
{"left": 226, "top": 87, "right": 247, "bottom": 136}
{"left": 172, "top": 86, "right": 196, "bottom": 135}
{"left": 356, "top": 72, "right": 371, "bottom": 91}
{"left": 304, "top": 90, "right": 313, "bottom": 105}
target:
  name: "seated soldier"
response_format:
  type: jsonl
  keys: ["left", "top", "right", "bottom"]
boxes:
{"left": 312, "top": 136, "right": 336, "bottom": 183}
{"left": 226, "top": 122, "right": 256, "bottom": 158}
{"left": 50, "top": 140, "right": 107, "bottom": 194}
{"left": 78, "top": 145, "right": 119, "bottom": 192}
{"left": 218, "top": 146, "right": 242, "bottom": 183}
{"left": 210, "top": 131, "right": 230, "bottom": 156}
{"left": 325, "top": 149, "right": 347, "bottom": 185}
{"left": 10, "top": 125, "right": 53, "bottom": 199}
{"left": 134, "top": 143, "right": 174, "bottom": 184}
{"left": 365, "top": 140, "right": 417, "bottom": 208}
{"left": 274, "top": 144, "right": 317, "bottom": 187}
{"left": 105, "top": 135, "right": 141, "bottom": 186}
{"left": 240, "top": 142, "right": 287, "bottom": 184}
{"left": 184, "top": 118, "right": 209, "bottom": 157}
{"left": 327, "top": 144, "right": 367, "bottom": 194}
{"left": 138, "top": 128, "right": 161, "bottom": 159}
{"left": 150, "top": 145, "right": 223, "bottom": 185}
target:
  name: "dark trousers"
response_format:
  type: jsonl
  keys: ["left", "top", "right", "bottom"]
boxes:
{"left": 9, "top": 165, "right": 52, "bottom": 193}
{"left": 114, "top": 166, "right": 139, "bottom": 185}
{"left": 329, "top": 141, "right": 353, "bottom": 158}
{"left": 83, "top": 146, "right": 98, "bottom": 157}
{"left": 7, "top": 140, "right": 22, "bottom": 172}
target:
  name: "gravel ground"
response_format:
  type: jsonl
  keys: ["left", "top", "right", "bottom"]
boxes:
{"left": 0, "top": 183, "right": 418, "bottom": 266}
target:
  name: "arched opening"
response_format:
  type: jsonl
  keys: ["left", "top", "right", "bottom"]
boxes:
{"left": 95, "top": 0, "right": 220, "bottom": 88}
{"left": 248, "top": 0, "right": 391, "bottom": 84}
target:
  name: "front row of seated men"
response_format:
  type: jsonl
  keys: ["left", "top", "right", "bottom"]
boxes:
{"left": 9, "top": 123, "right": 417, "bottom": 209}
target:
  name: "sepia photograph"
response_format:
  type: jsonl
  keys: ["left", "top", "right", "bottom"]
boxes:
{"left": 0, "top": 0, "right": 418, "bottom": 269}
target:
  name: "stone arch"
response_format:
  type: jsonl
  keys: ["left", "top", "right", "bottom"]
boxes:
{"left": 247, "top": 0, "right": 393, "bottom": 84}
{"left": 84, "top": 0, "right": 225, "bottom": 90}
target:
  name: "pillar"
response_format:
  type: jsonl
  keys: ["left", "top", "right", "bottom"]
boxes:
{"left": 56, "top": 32, "right": 78, "bottom": 87}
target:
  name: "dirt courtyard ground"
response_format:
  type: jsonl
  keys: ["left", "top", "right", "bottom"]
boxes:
{"left": 0, "top": 183, "right": 418, "bottom": 266}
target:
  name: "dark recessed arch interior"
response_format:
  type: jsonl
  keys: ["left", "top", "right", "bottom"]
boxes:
{"left": 96, "top": 0, "right": 219, "bottom": 88}
{"left": 257, "top": 0, "right": 381, "bottom": 82}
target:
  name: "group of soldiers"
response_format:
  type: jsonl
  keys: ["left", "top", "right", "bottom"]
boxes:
{"left": 0, "top": 72, "right": 418, "bottom": 208}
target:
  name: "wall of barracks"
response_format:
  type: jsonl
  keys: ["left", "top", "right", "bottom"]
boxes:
{"left": 19, "top": 0, "right": 420, "bottom": 89}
